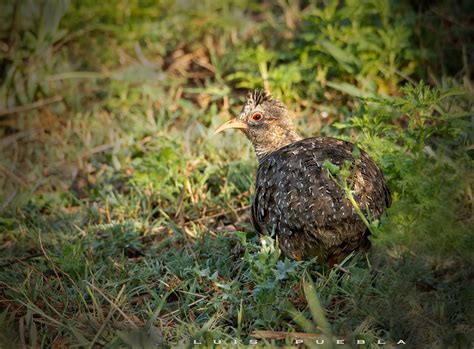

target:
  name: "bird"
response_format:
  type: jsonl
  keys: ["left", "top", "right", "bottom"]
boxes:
{"left": 214, "top": 89, "right": 391, "bottom": 265}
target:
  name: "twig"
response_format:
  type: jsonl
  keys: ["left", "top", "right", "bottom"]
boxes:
{"left": 87, "top": 282, "right": 139, "bottom": 329}
{"left": 394, "top": 68, "right": 417, "bottom": 85}
{"left": 0, "top": 253, "right": 43, "bottom": 268}
{"left": 42, "top": 141, "right": 120, "bottom": 175}
{"left": 333, "top": 264, "right": 351, "bottom": 275}
{"left": 0, "top": 95, "right": 63, "bottom": 116}
{"left": 344, "top": 186, "right": 376, "bottom": 235}
{"left": 88, "top": 285, "right": 126, "bottom": 349}
{"left": 0, "top": 130, "right": 37, "bottom": 150}
{"left": 38, "top": 233, "right": 65, "bottom": 292}
{"left": 160, "top": 296, "right": 208, "bottom": 319}
{"left": 189, "top": 205, "right": 250, "bottom": 224}
{"left": 0, "top": 165, "right": 27, "bottom": 187}
{"left": 0, "top": 187, "right": 18, "bottom": 211}
{"left": 53, "top": 26, "right": 102, "bottom": 53}
{"left": 326, "top": 168, "right": 377, "bottom": 236}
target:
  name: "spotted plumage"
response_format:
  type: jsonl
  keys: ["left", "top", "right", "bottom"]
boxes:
{"left": 252, "top": 137, "right": 390, "bottom": 263}
{"left": 215, "top": 90, "right": 391, "bottom": 264}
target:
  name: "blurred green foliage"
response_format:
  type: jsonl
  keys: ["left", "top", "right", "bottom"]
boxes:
{"left": 0, "top": 0, "right": 70, "bottom": 106}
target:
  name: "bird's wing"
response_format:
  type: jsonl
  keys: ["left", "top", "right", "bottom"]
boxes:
{"left": 253, "top": 137, "right": 390, "bottom": 240}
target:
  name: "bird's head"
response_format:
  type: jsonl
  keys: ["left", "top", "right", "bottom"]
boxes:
{"left": 214, "top": 89, "right": 301, "bottom": 160}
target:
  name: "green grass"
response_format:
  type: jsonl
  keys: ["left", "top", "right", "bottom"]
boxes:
{"left": 0, "top": 0, "right": 473, "bottom": 348}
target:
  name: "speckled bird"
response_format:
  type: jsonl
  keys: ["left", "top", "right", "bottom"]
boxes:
{"left": 215, "top": 90, "right": 391, "bottom": 265}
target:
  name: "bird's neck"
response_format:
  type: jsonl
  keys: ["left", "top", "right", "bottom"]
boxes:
{"left": 254, "top": 129, "right": 302, "bottom": 162}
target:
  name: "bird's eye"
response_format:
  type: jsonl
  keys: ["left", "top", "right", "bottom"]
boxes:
{"left": 251, "top": 112, "right": 263, "bottom": 121}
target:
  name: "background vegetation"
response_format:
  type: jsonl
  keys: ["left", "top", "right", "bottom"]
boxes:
{"left": 0, "top": 0, "right": 472, "bottom": 347}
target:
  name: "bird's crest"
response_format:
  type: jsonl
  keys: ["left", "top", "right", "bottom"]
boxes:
{"left": 241, "top": 89, "right": 285, "bottom": 117}
{"left": 247, "top": 89, "right": 271, "bottom": 107}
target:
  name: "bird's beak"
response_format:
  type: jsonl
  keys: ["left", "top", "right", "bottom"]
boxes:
{"left": 214, "top": 118, "right": 248, "bottom": 135}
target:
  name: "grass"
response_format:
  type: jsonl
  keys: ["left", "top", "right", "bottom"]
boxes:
{"left": 0, "top": 0, "right": 473, "bottom": 348}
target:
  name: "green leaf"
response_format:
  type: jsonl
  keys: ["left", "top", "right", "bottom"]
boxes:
{"left": 320, "top": 40, "right": 355, "bottom": 64}
{"left": 323, "top": 159, "right": 340, "bottom": 175}
{"left": 326, "top": 81, "right": 374, "bottom": 98}
{"left": 352, "top": 146, "right": 361, "bottom": 159}
{"left": 303, "top": 280, "right": 332, "bottom": 336}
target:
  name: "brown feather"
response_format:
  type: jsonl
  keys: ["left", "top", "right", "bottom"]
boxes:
{"left": 252, "top": 137, "right": 391, "bottom": 263}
